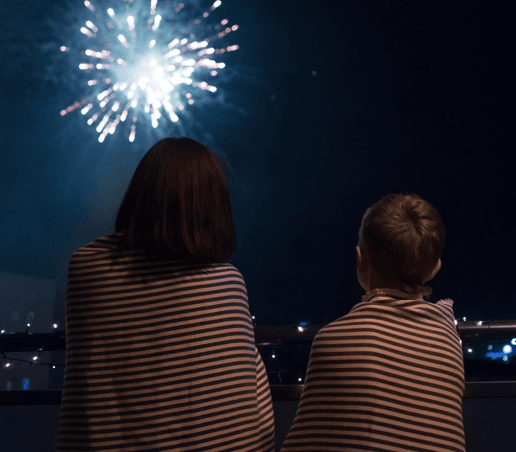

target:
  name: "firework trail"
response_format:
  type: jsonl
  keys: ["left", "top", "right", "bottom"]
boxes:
{"left": 59, "top": 0, "right": 239, "bottom": 143}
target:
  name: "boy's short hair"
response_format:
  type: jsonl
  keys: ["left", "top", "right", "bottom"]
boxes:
{"left": 358, "top": 193, "right": 445, "bottom": 296}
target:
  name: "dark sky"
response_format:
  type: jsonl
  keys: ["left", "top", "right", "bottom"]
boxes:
{"left": 0, "top": 0, "right": 514, "bottom": 329}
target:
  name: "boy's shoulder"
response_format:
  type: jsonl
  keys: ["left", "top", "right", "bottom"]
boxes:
{"left": 314, "top": 296, "right": 457, "bottom": 341}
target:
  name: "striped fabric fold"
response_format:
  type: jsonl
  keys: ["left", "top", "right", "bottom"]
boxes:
{"left": 57, "top": 232, "right": 274, "bottom": 452}
{"left": 280, "top": 294, "right": 465, "bottom": 452}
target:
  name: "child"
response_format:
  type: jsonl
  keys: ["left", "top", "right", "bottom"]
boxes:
{"left": 281, "top": 193, "right": 465, "bottom": 452}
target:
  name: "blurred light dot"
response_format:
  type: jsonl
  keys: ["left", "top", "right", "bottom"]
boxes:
{"left": 487, "top": 344, "right": 493, "bottom": 350}
{"left": 467, "top": 348, "right": 473, "bottom": 353}
{"left": 503, "top": 345, "right": 513, "bottom": 354}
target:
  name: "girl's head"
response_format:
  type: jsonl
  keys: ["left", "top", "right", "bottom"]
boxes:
{"left": 357, "top": 193, "right": 445, "bottom": 296}
{"left": 116, "top": 137, "right": 236, "bottom": 262}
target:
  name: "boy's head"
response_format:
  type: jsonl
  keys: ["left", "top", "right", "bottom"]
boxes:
{"left": 357, "top": 193, "right": 445, "bottom": 296}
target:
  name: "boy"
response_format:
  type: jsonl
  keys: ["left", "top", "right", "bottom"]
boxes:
{"left": 281, "top": 193, "right": 465, "bottom": 452}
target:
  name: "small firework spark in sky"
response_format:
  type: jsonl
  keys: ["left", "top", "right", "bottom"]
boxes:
{"left": 59, "top": 0, "right": 239, "bottom": 143}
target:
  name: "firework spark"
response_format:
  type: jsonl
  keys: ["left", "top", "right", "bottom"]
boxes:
{"left": 60, "top": 0, "right": 239, "bottom": 143}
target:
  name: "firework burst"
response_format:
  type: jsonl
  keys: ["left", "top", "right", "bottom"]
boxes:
{"left": 59, "top": 0, "right": 239, "bottom": 143}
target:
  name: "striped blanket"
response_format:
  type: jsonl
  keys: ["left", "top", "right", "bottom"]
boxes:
{"left": 281, "top": 290, "right": 465, "bottom": 452}
{"left": 57, "top": 232, "right": 275, "bottom": 452}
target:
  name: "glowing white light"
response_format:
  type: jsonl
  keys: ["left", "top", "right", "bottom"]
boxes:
{"left": 477, "top": 321, "right": 483, "bottom": 325}
{"left": 165, "top": 49, "right": 181, "bottom": 58}
{"left": 462, "top": 317, "right": 467, "bottom": 321}
{"left": 454, "top": 319, "right": 458, "bottom": 325}
{"left": 503, "top": 356, "right": 508, "bottom": 362}
{"left": 297, "top": 326, "right": 304, "bottom": 332}
{"left": 32, "top": 356, "right": 38, "bottom": 361}
{"left": 129, "top": 125, "right": 136, "bottom": 142}
{"left": 503, "top": 345, "right": 513, "bottom": 354}
{"left": 63, "top": 0, "right": 239, "bottom": 142}
{"left": 298, "top": 377, "right": 302, "bottom": 382}
{"left": 271, "top": 354, "right": 275, "bottom": 359}
{"left": 27, "top": 323, "right": 30, "bottom": 327}
{"left": 511, "top": 338, "right": 516, "bottom": 346}
{"left": 152, "top": 15, "right": 162, "bottom": 31}
{"left": 0, "top": 330, "right": 4, "bottom": 334}
{"left": 467, "top": 348, "right": 473, "bottom": 353}
{"left": 86, "top": 21, "right": 98, "bottom": 32}
{"left": 53, "top": 323, "right": 58, "bottom": 329}
{"left": 81, "top": 104, "right": 92, "bottom": 115}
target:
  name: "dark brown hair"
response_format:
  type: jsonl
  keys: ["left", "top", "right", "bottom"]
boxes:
{"left": 115, "top": 137, "right": 237, "bottom": 263}
{"left": 358, "top": 193, "right": 445, "bottom": 296}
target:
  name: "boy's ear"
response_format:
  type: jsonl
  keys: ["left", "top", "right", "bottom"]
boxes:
{"left": 356, "top": 246, "right": 366, "bottom": 272}
{"left": 425, "top": 259, "right": 441, "bottom": 282}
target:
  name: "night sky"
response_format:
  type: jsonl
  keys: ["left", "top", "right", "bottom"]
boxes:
{"left": 1, "top": 0, "right": 514, "bottom": 331}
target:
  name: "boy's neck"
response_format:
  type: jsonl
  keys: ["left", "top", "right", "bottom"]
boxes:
{"left": 363, "top": 287, "right": 423, "bottom": 301}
